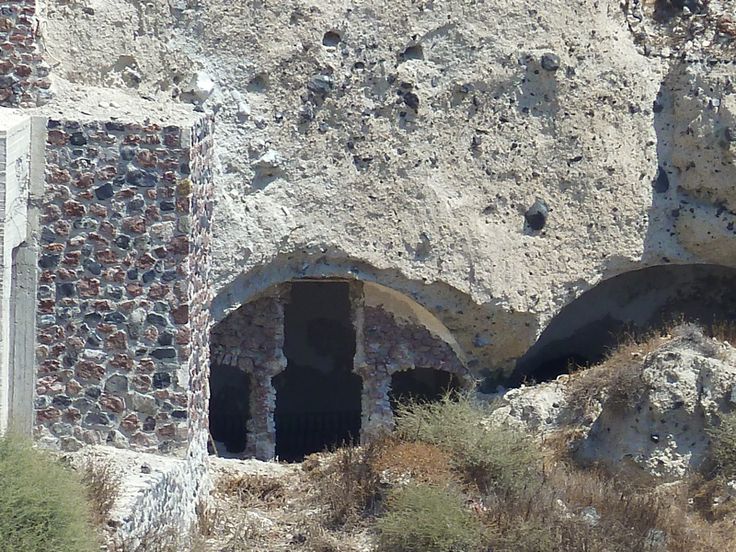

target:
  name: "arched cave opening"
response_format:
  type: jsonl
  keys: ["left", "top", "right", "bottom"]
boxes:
{"left": 209, "top": 364, "right": 251, "bottom": 456}
{"left": 389, "top": 368, "right": 462, "bottom": 408}
{"left": 274, "top": 281, "right": 362, "bottom": 462}
{"left": 513, "top": 264, "right": 736, "bottom": 384}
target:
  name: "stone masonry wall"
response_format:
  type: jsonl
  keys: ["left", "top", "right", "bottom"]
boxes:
{"left": 34, "top": 115, "right": 213, "bottom": 454}
{"left": 0, "top": 0, "right": 51, "bottom": 107}
{"left": 183, "top": 115, "right": 214, "bottom": 457}
{"left": 363, "top": 306, "right": 468, "bottom": 375}
{"left": 210, "top": 292, "right": 286, "bottom": 459}
{"left": 359, "top": 305, "right": 470, "bottom": 437}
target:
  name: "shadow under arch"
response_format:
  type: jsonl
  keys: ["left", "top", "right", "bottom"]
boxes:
{"left": 210, "top": 251, "right": 539, "bottom": 377}
{"left": 513, "top": 263, "right": 736, "bottom": 384}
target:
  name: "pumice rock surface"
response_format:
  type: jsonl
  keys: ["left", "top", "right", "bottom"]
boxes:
{"left": 2, "top": 0, "right": 735, "bottom": 547}
{"left": 492, "top": 326, "right": 736, "bottom": 479}
{"left": 40, "top": 0, "right": 734, "bottom": 377}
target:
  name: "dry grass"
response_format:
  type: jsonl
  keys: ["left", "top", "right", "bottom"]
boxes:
{"left": 710, "top": 320, "right": 736, "bottom": 345}
{"left": 565, "top": 331, "right": 671, "bottom": 418}
{"left": 82, "top": 460, "right": 121, "bottom": 527}
{"left": 384, "top": 385, "right": 736, "bottom": 552}
{"left": 217, "top": 473, "right": 287, "bottom": 507}
{"left": 371, "top": 438, "right": 454, "bottom": 486}
{"left": 305, "top": 441, "right": 384, "bottom": 528}
{"left": 478, "top": 453, "right": 736, "bottom": 552}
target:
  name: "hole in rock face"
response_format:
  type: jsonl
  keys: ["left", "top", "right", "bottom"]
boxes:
{"left": 274, "top": 281, "right": 362, "bottom": 462}
{"left": 209, "top": 364, "right": 250, "bottom": 455}
{"left": 390, "top": 368, "right": 462, "bottom": 407}
{"left": 400, "top": 44, "right": 424, "bottom": 61}
{"left": 246, "top": 74, "right": 268, "bottom": 94}
{"left": 513, "top": 264, "right": 736, "bottom": 384}
{"left": 322, "top": 31, "right": 341, "bottom": 47}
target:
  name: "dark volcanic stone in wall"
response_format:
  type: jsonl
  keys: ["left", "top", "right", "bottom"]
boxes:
{"left": 34, "top": 115, "right": 215, "bottom": 455}
{"left": 363, "top": 306, "right": 466, "bottom": 376}
{"left": 0, "top": 0, "right": 52, "bottom": 107}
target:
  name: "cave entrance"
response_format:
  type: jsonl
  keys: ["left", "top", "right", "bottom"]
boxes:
{"left": 389, "top": 368, "right": 462, "bottom": 408}
{"left": 274, "top": 281, "right": 362, "bottom": 461}
{"left": 514, "top": 264, "right": 736, "bottom": 384}
{"left": 209, "top": 364, "right": 251, "bottom": 456}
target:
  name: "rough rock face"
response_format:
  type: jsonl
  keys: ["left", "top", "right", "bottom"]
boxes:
{"left": 39, "top": 0, "right": 735, "bottom": 376}
{"left": 579, "top": 340, "right": 736, "bottom": 478}
{"left": 492, "top": 328, "right": 736, "bottom": 479}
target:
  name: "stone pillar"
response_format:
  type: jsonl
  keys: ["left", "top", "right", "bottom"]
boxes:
{"left": 34, "top": 114, "right": 214, "bottom": 455}
{"left": 357, "top": 363, "right": 393, "bottom": 440}
{"left": 351, "top": 280, "right": 393, "bottom": 439}
{"left": 246, "top": 294, "right": 286, "bottom": 460}
{"left": 247, "top": 372, "right": 277, "bottom": 460}
{"left": 0, "top": 0, "right": 52, "bottom": 107}
{"left": 211, "top": 291, "right": 286, "bottom": 460}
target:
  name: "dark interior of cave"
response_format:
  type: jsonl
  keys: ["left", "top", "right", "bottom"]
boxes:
{"left": 389, "top": 367, "right": 461, "bottom": 407}
{"left": 208, "top": 363, "right": 250, "bottom": 455}
{"left": 274, "top": 281, "right": 362, "bottom": 462}
{"left": 512, "top": 264, "right": 736, "bottom": 385}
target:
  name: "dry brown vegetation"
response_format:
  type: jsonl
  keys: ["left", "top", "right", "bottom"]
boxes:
{"left": 304, "top": 441, "right": 384, "bottom": 528}
{"left": 82, "top": 460, "right": 121, "bottom": 527}
{"left": 565, "top": 330, "right": 671, "bottom": 417}
{"left": 191, "top": 388, "right": 736, "bottom": 551}
{"left": 564, "top": 321, "right": 734, "bottom": 415}
{"left": 371, "top": 439, "right": 454, "bottom": 486}
{"left": 709, "top": 320, "right": 736, "bottom": 348}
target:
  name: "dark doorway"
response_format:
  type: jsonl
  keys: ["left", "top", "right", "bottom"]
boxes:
{"left": 390, "top": 368, "right": 461, "bottom": 408}
{"left": 209, "top": 364, "right": 250, "bottom": 456}
{"left": 274, "top": 281, "right": 362, "bottom": 461}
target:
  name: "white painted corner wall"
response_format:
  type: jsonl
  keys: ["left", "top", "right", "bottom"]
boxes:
{"left": 0, "top": 111, "right": 32, "bottom": 433}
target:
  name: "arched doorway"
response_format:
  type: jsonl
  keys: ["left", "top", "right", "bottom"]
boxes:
{"left": 209, "top": 364, "right": 250, "bottom": 456}
{"left": 274, "top": 281, "right": 362, "bottom": 461}
{"left": 208, "top": 278, "right": 471, "bottom": 460}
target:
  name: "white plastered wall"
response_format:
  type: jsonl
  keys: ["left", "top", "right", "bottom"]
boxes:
{"left": 0, "top": 111, "right": 32, "bottom": 433}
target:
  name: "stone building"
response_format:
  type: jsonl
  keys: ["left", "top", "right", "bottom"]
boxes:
{"left": 0, "top": 0, "right": 735, "bottom": 542}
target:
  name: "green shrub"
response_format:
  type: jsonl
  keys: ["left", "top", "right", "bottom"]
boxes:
{"left": 394, "top": 393, "right": 542, "bottom": 494}
{"left": 0, "top": 435, "right": 98, "bottom": 552}
{"left": 707, "top": 411, "right": 736, "bottom": 479}
{"left": 376, "top": 484, "right": 488, "bottom": 552}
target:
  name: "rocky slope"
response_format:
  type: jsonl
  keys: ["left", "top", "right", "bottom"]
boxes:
{"left": 492, "top": 325, "right": 736, "bottom": 479}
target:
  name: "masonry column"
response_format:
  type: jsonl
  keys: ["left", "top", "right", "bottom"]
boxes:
{"left": 34, "top": 113, "right": 214, "bottom": 455}
{"left": 246, "top": 294, "right": 286, "bottom": 461}
{"left": 357, "top": 363, "right": 393, "bottom": 441}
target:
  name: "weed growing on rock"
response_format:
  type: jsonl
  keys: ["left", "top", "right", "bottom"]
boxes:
{"left": 82, "top": 459, "right": 121, "bottom": 527}
{"left": 565, "top": 331, "right": 669, "bottom": 417}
